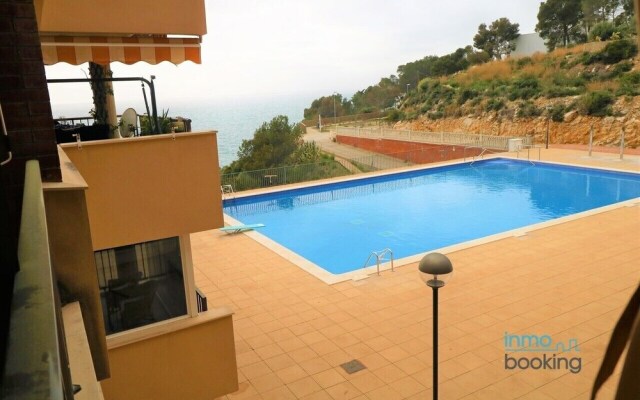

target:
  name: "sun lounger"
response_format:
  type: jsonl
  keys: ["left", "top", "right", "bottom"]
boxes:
{"left": 219, "top": 223, "right": 265, "bottom": 234}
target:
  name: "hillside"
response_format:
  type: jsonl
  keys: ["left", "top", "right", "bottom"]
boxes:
{"left": 394, "top": 40, "right": 640, "bottom": 148}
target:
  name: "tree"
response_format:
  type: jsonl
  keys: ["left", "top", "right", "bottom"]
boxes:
{"left": 536, "top": 0, "right": 585, "bottom": 50}
{"left": 224, "top": 115, "right": 304, "bottom": 172}
{"left": 473, "top": 18, "right": 520, "bottom": 59}
{"left": 303, "top": 94, "right": 351, "bottom": 120}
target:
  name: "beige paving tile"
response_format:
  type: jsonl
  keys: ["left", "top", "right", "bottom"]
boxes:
{"left": 240, "top": 361, "right": 272, "bottom": 380}
{"left": 348, "top": 371, "right": 386, "bottom": 393}
{"left": 194, "top": 151, "right": 640, "bottom": 399}
{"left": 287, "top": 376, "right": 323, "bottom": 398}
{"left": 312, "top": 368, "right": 347, "bottom": 389}
{"left": 249, "top": 372, "right": 284, "bottom": 393}
{"left": 300, "top": 356, "right": 333, "bottom": 375}
{"left": 261, "top": 385, "right": 297, "bottom": 400}
{"left": 264, "top": 353, "right": 297, "bottom": 372}
{"left": 276, "top": 364, "right": 309, "bottom": 384}
{"left": 388, "top": 375, "right": 427, "bottom": 398}
{"left": 363, "top": 385, "right": 402, "bottom": 400}
{"left": 324, "top": 381, "right": 362, "bottom": 400}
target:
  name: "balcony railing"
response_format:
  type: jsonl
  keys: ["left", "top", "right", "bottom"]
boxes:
{"left": 1, "top": 160, "right": 74, "bottom": 399}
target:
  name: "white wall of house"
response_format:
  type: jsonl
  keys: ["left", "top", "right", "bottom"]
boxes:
{"left": 512, "top": 33, "right": 547, "bottom": 57}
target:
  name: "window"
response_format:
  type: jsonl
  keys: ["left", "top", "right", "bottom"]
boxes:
{"left": 94, "top": 237, "right": 187, "bottom": 335}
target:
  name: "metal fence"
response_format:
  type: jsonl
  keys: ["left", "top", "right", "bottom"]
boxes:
{"left": 335, "top": 126, "right": 532, "bottom": 150}
{"left": 220, "top": 160, "right": 352, "bottom": 191}
{"left": 220, "top": 146, "right": 483, "bottom": 192}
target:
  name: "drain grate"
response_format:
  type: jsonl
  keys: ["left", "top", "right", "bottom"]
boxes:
{"left": 340, "top": 359, "right": 367, "bottom": 374}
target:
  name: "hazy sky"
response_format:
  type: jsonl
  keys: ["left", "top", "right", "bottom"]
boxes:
{"left": 45, "top": 0, "right": 542, "bottom": 108}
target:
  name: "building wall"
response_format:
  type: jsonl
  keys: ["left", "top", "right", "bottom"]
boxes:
{"left": 34, "top": 0, "right": 206, "bottom": 36}
{"left": 101, "top": 311, "right": 238, "bottom": 400}
{"left": 61, "top": 132, "right": 223, "bottom": 250}
{"left": 44, "top": 187, "right": 110, "bottom": 380}
{"left": 511, "top": 33, "right": 547, "bottom": 58}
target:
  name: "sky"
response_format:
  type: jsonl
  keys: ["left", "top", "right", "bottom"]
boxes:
{"left": 44, "top": 0, "right": 542, "bottom": 109}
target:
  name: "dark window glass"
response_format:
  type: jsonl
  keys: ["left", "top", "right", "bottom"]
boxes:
{"left": 94, "top": 237, "right": 187, "bottom": 334}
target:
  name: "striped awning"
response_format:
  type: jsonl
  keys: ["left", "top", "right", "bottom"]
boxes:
{"left": 40, "top": 36, "right": 201, "bottom": 65}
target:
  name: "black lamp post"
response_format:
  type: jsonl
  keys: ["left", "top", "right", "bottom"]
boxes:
{"left": 418, "top": 252, "right": 453, "bottom": 400}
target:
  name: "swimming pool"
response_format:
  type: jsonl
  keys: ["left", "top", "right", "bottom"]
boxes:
{"left": 223, "top": 158, "right": 640, "bottom": 278}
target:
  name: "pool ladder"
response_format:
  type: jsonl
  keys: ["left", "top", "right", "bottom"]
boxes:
{"left": 221, "top": 184, "right": 235, "bottom": 199}
{"left": 363, "top": 248, "right": 394, "bottom": 276}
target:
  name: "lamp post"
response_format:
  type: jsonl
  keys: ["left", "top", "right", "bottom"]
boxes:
{"left": 406, "top": 83, "right": 410, "bottom": 95}
{"left": 333, "top": 92, "right": 337, "bottom": 126}
{"left": 418, "top": 253, "right": 453, "bottom": 400}
{"left": 545, "top": 106, "right": 552, "bottom": 149}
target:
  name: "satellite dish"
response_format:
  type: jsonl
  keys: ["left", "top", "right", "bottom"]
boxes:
{"left": 119, "top": 108, "right": 138, "bottom": 138}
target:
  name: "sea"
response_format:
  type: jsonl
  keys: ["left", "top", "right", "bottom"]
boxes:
{"left": 50, "top": 96, "right": 310, "bottom": 168}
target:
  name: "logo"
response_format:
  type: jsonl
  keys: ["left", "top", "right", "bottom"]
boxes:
{"left": 503, "top": 332, "right": 582, "bottom": 374}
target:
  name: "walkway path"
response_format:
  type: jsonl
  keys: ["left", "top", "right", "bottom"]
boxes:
{"left": 304, "top": 128, "right": 410, "bottom": 170}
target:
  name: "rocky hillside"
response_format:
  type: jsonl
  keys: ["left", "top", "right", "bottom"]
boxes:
{"left": 395, "top": 41, "right": 640, "bottom": 148}
{"left": 395, "top": 96, "right": 640, "bottom": 148}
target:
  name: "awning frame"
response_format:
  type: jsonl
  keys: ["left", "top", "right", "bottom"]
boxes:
{"left": 47, "top": 76, "right": 161, "bottom": 134}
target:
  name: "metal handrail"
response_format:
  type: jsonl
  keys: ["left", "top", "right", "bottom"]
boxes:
{"left": 336, "top": 126, "right": 519, "bottom": 150}
{"left": 363, "top": 248, "right": 394, "bottom": 276}
{"left": 515, "top": 144, "right": 541, "bottom": 164}
{"left": 2, "top": 160, "right": 74, "bottom": 399}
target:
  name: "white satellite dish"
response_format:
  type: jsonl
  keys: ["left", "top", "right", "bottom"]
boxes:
{"left": 119, "top": 108, "right": 138, "bottom": 138}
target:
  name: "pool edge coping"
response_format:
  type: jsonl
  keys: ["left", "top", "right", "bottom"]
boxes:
{"left": 222, "top": 156, "right": 640, "bottom": 285}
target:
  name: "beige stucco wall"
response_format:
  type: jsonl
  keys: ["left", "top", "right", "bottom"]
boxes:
{"left": 35, "top": 0, "right": 206, "bottom": 36}
{"left": 45, "top": 188, "right": 111, "bottom": 380}
{"left": 62, "top": 132, "right": 222, "bottom": 251}
{"left": 100, "top": 310, "right": 238, "bottom": 400}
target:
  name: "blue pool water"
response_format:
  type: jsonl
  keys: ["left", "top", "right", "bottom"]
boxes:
{"left": 223, "top": 159, "right": 640, "bottom": 274}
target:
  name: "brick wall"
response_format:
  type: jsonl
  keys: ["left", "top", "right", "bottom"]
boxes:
{"left": 336, "top": 136, "right": 486, "bottom": 164}
{"left": 0, "top": 0, "right": 60, "bottom": 234}
{"left": 0, "top": 0, "right": 60, "bottom": 185}
{"left": 0, "top": 0, "right": 60, "bottom": 357}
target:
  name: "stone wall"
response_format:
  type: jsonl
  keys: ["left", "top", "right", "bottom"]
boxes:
{"left": 395, "top": 97, "right": 640, "bottom": 149}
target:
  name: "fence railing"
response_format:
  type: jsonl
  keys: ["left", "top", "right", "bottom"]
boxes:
{"left": 301, "top": 110, "right": 389, "bottom": 130}
{"left": 221, "top": 160, "right": 352, "bottom": 192}
{"left": 221, "top": 146, "right": 481, "bottom": 192}
{"left": 335, "top": 126, "right": 532, "bottom": 150}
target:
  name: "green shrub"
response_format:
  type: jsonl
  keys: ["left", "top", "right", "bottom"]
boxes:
{"left": 457, "top": 88, "right": 478, "bottom": 105}
{"left": 386, "top": 109, "right": 405, "bottom": 122}
{"left": 545, "top": 85, "right": 585, "bottom": 98}
{"left": 427, "top": 111, "right": 444, "bottom": 120}
{"left": 405, "top": 111, "right": 419, "bottom": 120}
{"left": 548, "top": 104, "right": 566, "bottom": 122}
{"left": 608, "top": 60, "right": 634, "bottom": 78}
{"left": 589, "top": 21, "right": 617, "bottom": 41}
{"left": 596, "top": 39, "right": 638, "bottom": 64}
{"left": 579, "top": 51, "right": 598, "bottom": 65}
{"left": 508, "top": 75, "right": 542, "bottom": 100}
{"left": 516, "top": 101, "right": 542, "bottom": 118}
{"left": 617, "top": 71, "right": 640, "bottom": 96}
{"left": 577, "top": 91, "right": 614, "bottom": 116}
{"left": 515, "top": 57, "right": 533, "bottom": 69}
{"left": 486, "top": 98, "right": 505, "bottom": 111}
{"left": 551, "top": 72, "right": 585, "bottom": 87}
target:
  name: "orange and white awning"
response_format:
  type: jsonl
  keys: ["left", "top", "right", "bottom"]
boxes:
{"left": 40, "top": 36, "right": 201, "bottom": 65}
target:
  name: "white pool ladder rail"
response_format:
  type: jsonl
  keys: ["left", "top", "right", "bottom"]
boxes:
{"left": 221, "top": 184, "right": 235, "bottom": 199}
{"left": 363, "top": 248, "right": 394, "bottom": 276}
